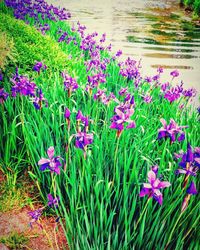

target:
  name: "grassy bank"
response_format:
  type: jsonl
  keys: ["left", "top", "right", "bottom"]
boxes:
{"left": 0, "top": 1, "right": 199, "bottom": 249}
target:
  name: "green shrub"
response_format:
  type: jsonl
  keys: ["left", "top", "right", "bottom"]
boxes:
{"left": 0, "top": 12, "right": 69, "bottom": 71}
{"left": 0, "top": 232, "right": 29, "bottom": 250}
{"left": 182, "top": 0, "right": 200, "bottom": 15}
{"left": 194, "top": 0, "right": 200, "bottom": 14}
{"left": 0, "top": 32, "right": 16, "bottom": 70}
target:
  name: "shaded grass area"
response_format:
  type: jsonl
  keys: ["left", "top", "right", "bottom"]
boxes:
{"left": 0, "top": 1, "right": 200, "bottom": 250}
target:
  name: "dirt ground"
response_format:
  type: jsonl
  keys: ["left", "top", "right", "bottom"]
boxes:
{"left": 0, "top": 206, "right": 68, "bottom": 250}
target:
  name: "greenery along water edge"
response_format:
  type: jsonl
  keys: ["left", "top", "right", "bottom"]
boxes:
{"left": 180, "top": 0, "right": 200, "bottom": 17}
{"left": 0, "top": 0, "right": 200, "bottom": 249}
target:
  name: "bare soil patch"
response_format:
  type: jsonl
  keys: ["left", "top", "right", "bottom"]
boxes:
{"left": 0, "top": 206, "right": 68, "bottom": 250}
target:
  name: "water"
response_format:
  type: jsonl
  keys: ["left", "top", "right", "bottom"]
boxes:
{"left": 48, "top": 0, "right": 200, "bottom": 100}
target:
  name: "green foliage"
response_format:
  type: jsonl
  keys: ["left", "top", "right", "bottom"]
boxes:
{"left": 182, "top": 0, "right": 200, "bottom": 15}
{"left": 0, "top": 174, "right": 34, "bottom": 212}
{"left": 0, "top": 12, "right": 69, "bottom": 72}
{"left": 0, "top": 32, "right": 16, "bottom": 70}
{"left": 0, "top": 232, "right": 29, "bottom": 250}
{"left": 194, "top": 0, "right": 200, "bottom": 15}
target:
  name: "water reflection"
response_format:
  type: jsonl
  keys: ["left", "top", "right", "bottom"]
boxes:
{"left": 47, "top": 0, "right": 200, "bottom": 98}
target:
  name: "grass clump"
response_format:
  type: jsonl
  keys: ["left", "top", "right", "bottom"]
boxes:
{"left": 0, "top": 232, "right": 29, "bottom": 250}
{"left": 0, "top": 176, "right": 34, "bottom": 212}
{"left": 0, "top": 32, "right": 16, "bottom": 70}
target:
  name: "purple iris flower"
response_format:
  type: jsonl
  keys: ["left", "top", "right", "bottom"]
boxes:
{"left": 93, "top": 89, "right": 105, "bottom": 100}
{"left": 174, "top": 143, "right": 200, "bottom": 179}
{"left": 47, "top": 194, "right": 60, "bottom": 208}
{"left": 119, "top": 57, "right": 141, "bottom": 82}
{"left": 187, "top": 181, "right": 198, "bottom": 195}
{"left": 64, "top": 107, "right": 71, "bottom": 119}
{"left": 76, "top": 110, "right": 86, "bottom": 123}
{"left": 5, "top": 0, "right": 71, "bottom": 22}
{"left": 170, "top": 69, "right": 179, "bottom": 78}
{"left": 164, "top": 88, "right": 180, "bottom": 103}
{"left": 182, "top": 181, "right": 198, "bottom": 212}
{"left": 0, "top": 88, "right": 9, "bottom": 104}
{"left": 145, "top": 76, "right": 152, "bottom": 83}
{"left": 0, "top": 71, "right": 3, "bottom": 81}
{"left": 75, "top": 132, "right": 93, "bottom": 151}
{"left": 152, "top": 74, "right": 160, "bottom": 82}
{"left": 94, "top": 91, "right": 116, "bottom": 106}
{"left": 161, "top": 82, "right": 170, "bottom": 92}
{"left": 38, "top": 146, "right": 62, "bottom": 175}
{"left": 76, "top": 110, "right": 91, "bottom": 132}
{"left": 33, "top": 89, "right": 48, "bottom": 110}
{"left": 62, "top": 72, "right": 78, "bottom": 97}
{"left": 139, "top": 170, "right": 171, "bottom": 205}
{"left": 157, "top": 67, "right": 164, "bottom": 74}
{"left": 87, "top": 73, "right": 106, "bottom": 89}
{"left": 100, "top": 33, "right": 106, "bottom": 43}
{"left": 28, "top": 209, "right": 43, "bottom": 228}
{"left": 175, "top": 143, "right": 200, "bottom": 169}
{"left": 197, "top": 107, "right": 200, "bottom": 115}
{"left": 163, "top": 82, "right": 184, "bottom": 103}
{"left": 110, "top": 108, "right": 136, "bottom": 137}
{"left": 119, "top": 87, "right": 128, "bottom": 96}
{"left": 38, "top": 23, "right": 50, "bottom": 35}
{"left": 151, "top": 165, "right": 159, "bottom": 175}
{"left": 182, "top": 88, "right": 196, "bottom": 98}
{"left": 158, "top": 118, "right": 188, "bottom": 143}
{"left": 33, "top": 61, "right": 47, "bottom": 73}
{"left": 28, "top": 209, "right": 42, "bottom": 221}
{"left": 143, "top": 94, "right": 152, "bottom": 103}
{"left": 58, "top": 32, "right": 68, "bottom": 42}
{"left": 64, "top": 107, "right": 71, "bottom": 130}
{"left": 116, "top": 50, "right": 122, "bottom": 57}
{"left": 175, "top": 165, "right": 197, "bottom": 177}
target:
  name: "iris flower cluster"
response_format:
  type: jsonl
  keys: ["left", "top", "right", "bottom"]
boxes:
{"left": 63, "top": 108, "right": 94, "bottom": 154}
{"left": 11, "top": 69, "right": 36, "bottom": 97}
{"left": 119, "top": 57, "right": 141, "bottom": 84}
{"left": 93, "top": 89, "right": 116, "bottom": 106}
{"left": 5, "top": 0, "right": 71, "bottom": 22}
{"left": 10, "top": 68, "right": 48, "bottom": 110}
{"left": 28, "top": 193, "right": 60, "bottom": 228}
{"left": 162, "top": 80, "right": 196, "bottom": 103}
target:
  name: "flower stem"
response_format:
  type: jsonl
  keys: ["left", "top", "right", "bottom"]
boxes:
{"left": 135, "top": 198, "right": 150, "bottom": 229}
{"left": 114, "top": 136, "right": 120, "bottom": 168}
{"left": 165, "top": 213, "right": 183, "bottom": 249}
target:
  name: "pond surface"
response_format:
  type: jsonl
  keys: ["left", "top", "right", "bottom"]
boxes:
{"left": 48, "top": 0, "right": 200, "bottom": 99}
